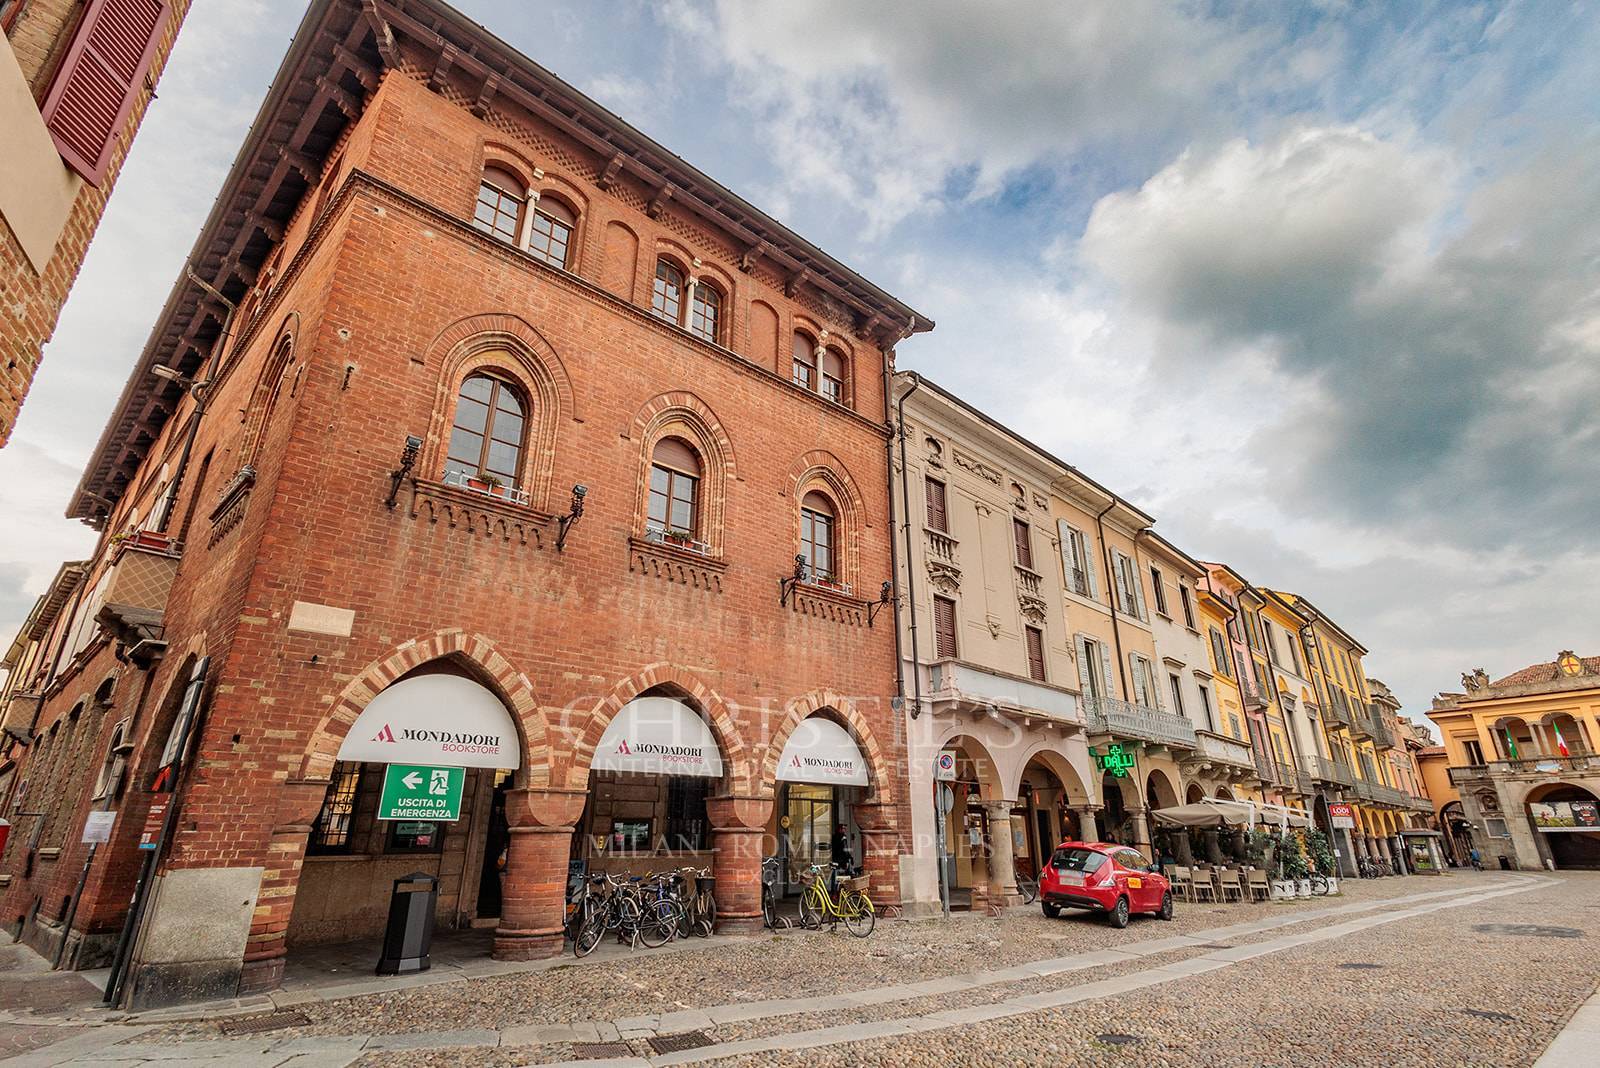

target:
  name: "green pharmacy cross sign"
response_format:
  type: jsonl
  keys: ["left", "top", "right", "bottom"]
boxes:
{"left": 378, "top": 764, "right": 465, "bottom": 821}
{"left": 1093, "top": 744, "right": 1137, "bottom": 778}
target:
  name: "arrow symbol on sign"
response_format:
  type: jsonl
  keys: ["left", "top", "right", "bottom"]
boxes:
{"left": 402, "top": 772, "right": 423, "bottom": 790}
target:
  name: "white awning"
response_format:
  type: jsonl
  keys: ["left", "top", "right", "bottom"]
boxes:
{"left": 592, "top": 697, "right": 724, "bottom": 777}
{"left": 338, "top": 673, "right": 521, "bottom": 769}
{"left": 776, "top": 717, "right": 869, "bottom": 786}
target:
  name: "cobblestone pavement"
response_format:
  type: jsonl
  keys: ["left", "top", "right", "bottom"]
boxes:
{"left": 9, "top": 872, "right": 1596, "bottom": 1067}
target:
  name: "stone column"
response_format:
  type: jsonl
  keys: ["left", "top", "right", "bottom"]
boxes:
{"left": 853, "top": 800, "right": 902, "bottom": 909}
{"left": 1203, "top": 828, "right": 1226, "bottom": 864}
{"left": 976, "top": 800, "right": 1020, "bottom": 904}
{"left": 1175, "top": 829, "right": 1195, "bottom": 866}
{"left": 238, "top": 778, "right": 330, "bottom": 994}
{"left": 707, "top": 794, "right": 774, "bottom": 933}
{"left": 495, "top": 786, "right": 586, "bottom": 961}
{"left": 1070, "top": 805, "right": 1101, "bottom": 842}
{"left": 1129, "top": 806, "right": 1152, "bottom": 859}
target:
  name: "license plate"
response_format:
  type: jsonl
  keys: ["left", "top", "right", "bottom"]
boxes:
{"left": 1059, "top": 872, "right": 1084, "bottom": 886}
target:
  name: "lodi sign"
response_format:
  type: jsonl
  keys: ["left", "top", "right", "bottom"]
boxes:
{"left": 338, "top": 674, "right": 521, "bottom": 770}
{"left": 1327, "top": 802, "right": 1356, "bottom": 829}
{"left": 378, "top": 764, "right": 465, "bottom": 821}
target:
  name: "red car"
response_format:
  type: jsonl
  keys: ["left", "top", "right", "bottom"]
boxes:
{"left": 1038, "top": 842, "right": 1174, "bottom": 927}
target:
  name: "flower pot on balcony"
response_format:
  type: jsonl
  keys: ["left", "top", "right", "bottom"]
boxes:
{"left": 128, "top": 530, "right": 173, "bottom": 552}
{"left": 465, "top": 476, "right": 506, "bottom": 498}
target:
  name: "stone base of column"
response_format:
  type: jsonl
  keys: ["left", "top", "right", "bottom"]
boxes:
{"left": 238, "top": 951, "right": 286, "bottom": 995}
{"left": 493, "top": 927, "right": 566, "bottom": 961}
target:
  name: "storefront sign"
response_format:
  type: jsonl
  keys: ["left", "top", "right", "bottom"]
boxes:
{"left": 1572, "top": 801, "right": 1599, "bottom": 827}
{"left": 777, "top": 717, "right": 869, "bottom": 786}
{"left": 1328, "top": 802, "right": 1356, "bottom": 830}
{"left": 378, "top": 764, "right": 464, "bottom": 821}
{"left": 592, "top": 697, "right": 724, "bottom": 777}
{"left": 935, "top": 751, "right": 957, "bottom": 781}
{"left": 137, "top": 801, "right": 167, "bottom": 849}
{"left": 338, "top": 674, "right": 522, "bottom": 770}
{"left": 81, "top": 810, "right": 116, "bottom": 844}
{"left": 1093, "top": 744, "right": 1136, "bottom": 778}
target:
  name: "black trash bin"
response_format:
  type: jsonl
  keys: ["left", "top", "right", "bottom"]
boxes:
{"left": 377, "top": 871, "right": 438, "bottom": 975}
{"left": 1498, "top": 855, "right": 1512, "bottom": 871}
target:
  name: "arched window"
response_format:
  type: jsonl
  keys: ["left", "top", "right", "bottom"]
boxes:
{"left": 445, "top": 373, "right": 527, "bottom": 489}
{"left": 473, "top": 166, "right": 526, "bottom": 244}
{"left": 792, "top": 332, "right": 816, "bottom": 390}
{"left": 648, "top": 436, "right": 701, "bottom": 539}
{"left": 689, "top": 282, "right": 721, "bottom": 343}
{"left": 652, "top": 259, "right": 685, "bottom": 323}
{"left": 93, "top": 721, "right": 127, "bottom": 801}
{"left": 527, "top": 195, "right": 575, "bottom": 268}
{"left": 800, "top": 491, "right": 835, "bottom": 581}
{"left": 820, "top": 347, "right": 845, "bottom": 403}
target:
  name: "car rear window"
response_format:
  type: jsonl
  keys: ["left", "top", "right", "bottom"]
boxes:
{"left": 1051, "top": 847, "right": 1106, "bottom": 873}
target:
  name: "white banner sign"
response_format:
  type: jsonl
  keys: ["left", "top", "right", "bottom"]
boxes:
{"left": 592, "top": 697, "right": 724, "bottom": 777}
{"left": 82, "top": 810, "right": 116, "bottom": 844}
{"left": 777, "top": 717, "right": 869, "bottom": 786}
{"left": 338, "top": 674, "right": 522, "bottom": 769}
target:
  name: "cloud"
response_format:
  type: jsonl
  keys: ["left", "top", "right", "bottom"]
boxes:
{"left": 1077, "top": 124, "right": 1600, "bottom": 554}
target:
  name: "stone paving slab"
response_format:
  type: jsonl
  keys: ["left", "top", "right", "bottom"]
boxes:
{"left": 1534, "top": 983, "right": 1600, "bottom": 1068}
{"left": 360, "top": 1028, "right": 500, "bottom": 1050}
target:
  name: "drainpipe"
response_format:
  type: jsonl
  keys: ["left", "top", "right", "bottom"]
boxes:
{"left": 155, "top": 268, "right": 236, "bottom": 536}
{"left": 891, "top": 370, "right": 924, "bottom": 721}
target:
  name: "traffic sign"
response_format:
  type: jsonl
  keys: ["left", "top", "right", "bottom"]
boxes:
{"left": 934, "top": 751, "right": 956, "bottom": 781}
{"left": 378, "top": 764, "right": 464, "bottom": 821}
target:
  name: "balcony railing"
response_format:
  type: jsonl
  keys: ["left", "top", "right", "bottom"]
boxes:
{"left": 1323, "top": 689, "right": 1351, "bottom": 728}
{"left": 1015, "top": 565, "right": 1043, "bottom": 598}
{"left": 1352, "top": 778, "right": 1377, "bottom": 802}
{"left": 442, "top": 469, "right": 531, "bottom": 506}
{"left": 1067, "top": 566, "right": 1091, "bottom": 599}
{"left": 1252, "top": 745, "right": 1279, "bottom": 785}
{"left": 924, "top": 660, "right": 1082, "bottom": 726}
{"left": 925, "top": 528, "right": 958, "bottom": 564}
{"left": 642, "top": 525, "right": 712, "bottom": 557}
{"left": 1448, "top": 764, "right": 1490, "bottom": 785}
{"left": 1086, "top": 695, "right": 1197, "bottom": 749}
{"left": 1302, "top": 753, "right": 1355, "bottom": 787}
{"left": 95, "top": 538, "right": 182, "bottom": 645}
{"left": 1191, "top": 730, "right": 1255, "bottom": 770}
{"left": 1450, "top": 754, "right": 1600, "bottom": 781}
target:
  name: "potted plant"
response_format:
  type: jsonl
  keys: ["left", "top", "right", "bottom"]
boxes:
{"left": 127, "top": 529, "right": 173, "bottom": 551}
{"left": 1272, "top": 832, "right": 1301, "bottom": 900}
{"left": 1283, "top": 835, "right": 1312, "bottom": 897}
{"left": 663, "top": 528, "right": 694, "bottom": 548}
{"left": 466, "top": 472, "right": 505, "bottom": 497}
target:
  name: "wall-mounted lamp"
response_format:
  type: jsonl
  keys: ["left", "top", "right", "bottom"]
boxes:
{"left": 385, "top": 435, "right": 423, "bottom": 509}
{"left": 556, "top": 484, "right": 587, "bottom": 551}
{"left": 779, "top": 554, "right": 808, "bottom": 607}
{"left": 867, "top": 581, "right": 894, "bottom": 628}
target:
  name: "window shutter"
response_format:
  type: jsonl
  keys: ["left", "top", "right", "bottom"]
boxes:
{"left": 933, "top": 597, "right": 957, "bottom": 659}
{"left": 925, "top": 478, "right": 947, "bottom": 532}
{"left": 1131, "top": 562, "right": 1148, "bottom": 621}
{"left": 1057, "top": 520, "right": 1073, "bottom": 587}
{"left": 1085, "top": 538, "right": 1100, "bottom": 601}
{"left": 1012, "top": 518, "right": 1032, "bottom": 569}
{"left": 1128, "top": 655, "right": 1145, "bottom": 706}
{"left": 1099, "top": 643, "right": 1114, "bottom": 702}
{"left": 1025, "top": 627, "right": 1045, "bottom": 682}
{"left": 40, "top": 0, "right": 171, "bottom": 184}
{"left": 1075, "top": 636, "right": 1094, "bottom": 700}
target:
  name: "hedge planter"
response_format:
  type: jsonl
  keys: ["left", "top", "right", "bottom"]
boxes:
{"left": 1272, "top": 879, "right": 1296, "bottom": 900}
{"left": 1296, "top": 879, "right": 1312, "bottom": 898}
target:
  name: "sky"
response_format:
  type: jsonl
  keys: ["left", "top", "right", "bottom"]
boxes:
{"left": 2, "top": 0, "right": 1598, "bottom": 725}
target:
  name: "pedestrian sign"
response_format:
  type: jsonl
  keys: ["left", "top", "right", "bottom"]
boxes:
{"left": 378, "top": 764, "right": 464, "bottom": 821}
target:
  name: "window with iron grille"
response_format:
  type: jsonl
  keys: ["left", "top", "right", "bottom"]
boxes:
{"left": 309, "top": 762, "right": 361, "bottom": 854}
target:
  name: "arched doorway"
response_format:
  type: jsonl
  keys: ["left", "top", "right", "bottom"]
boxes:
{"left": 291, "top": 662, "right": 524, "bottom": 951}
{"left": 1526, "top": 783, "right": 1600, "bottom": 869}
{"left": 1145, "top": 769, "right": 1179, "bottom": 863}
{"left": 1186, "top": 783, "right": 1205, "bottom": 804}
{"left": 768, "top": 712, "right": 872, "bottom": 895}
{"left": 1441, "top": 801, "right": 1472, "bottom": 866}
{"left": 1013, "top": 750, "right": 1089, "bottom": 881}
{"left": 939, "top": 736, "right": 1003, "bottom": 904}
{"left": 574, "top": 686, "right": 730, "bottom": 881}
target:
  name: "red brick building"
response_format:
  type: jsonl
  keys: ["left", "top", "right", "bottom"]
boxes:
{"left": 0, "top": 0, "right": 929, "bottom": 1009}
{"left": 1, "top": 0, "right": 191, "bottom": 447}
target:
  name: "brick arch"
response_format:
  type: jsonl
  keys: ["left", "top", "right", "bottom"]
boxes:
{"left": 241, "top": 314, "right": 302, "bottom": 463}
{"left": 563, "top": 664, "right": 751, "bottom": 793}
{"left": 422, "top": 313, "right": 576, "bottom": 511}
{"left": 627, "top": 391, "right": 738, "bottom": 552}
{"left": 758, "top": 690, "right": 896, "bottom": 806}
{"left": 299, "top": 630, "right": 548, "bottom": 787}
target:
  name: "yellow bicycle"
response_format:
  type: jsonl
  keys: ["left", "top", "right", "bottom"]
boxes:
{"left": 797, "top": 864, "right": 875, "bottom": 937}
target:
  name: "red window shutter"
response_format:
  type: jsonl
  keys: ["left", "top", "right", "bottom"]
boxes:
{"left": 40, "top": 0, "right": 171, "bottom": 184}
{"left": 924, "top": 478, "right": 946, "bottom": 532}
{"left": 1013, "top": 518, "right": 1033, "bottom": 570}
{"left": 933, "top": 597, "right": 957, "bottom": 660}
{"left": 1026, "top": 626, "right": 1046, "bottom": 681}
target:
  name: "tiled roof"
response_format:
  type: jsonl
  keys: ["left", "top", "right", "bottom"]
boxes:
{"left": 1491, "top": 656, "right": 1600, "bottom": 688}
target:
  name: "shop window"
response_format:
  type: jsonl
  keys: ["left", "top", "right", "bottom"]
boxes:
{"left": 610, "top": 818, "right": 652, "bottom": 853}
{"left": 387, "top": 819, "right": 443, "bottom": 854}
{"left": 473, "top": 166, "right": 526, "bottom": 244}
{"left": 689, "top": 282, "right": 721, "bottom": 343}
{"left": 444, "top": 372, "right": 527, "bottom": 490}
{"left": 666, "top": 776, "right": 710, "bottom": 851}
{"left": 308, "top": 762, "right": 362, "bottom": 855}
{"left": 800, "top": 491, "right": 836, "bottom": 582}
{"left": 652, "top": 258, "right": 685, "bottom": 323}
{"left": 527, "top": 195, "right": 576, "bottom": 268}
{"left": 647, "top": 436, "right": 701, "bottom": 541}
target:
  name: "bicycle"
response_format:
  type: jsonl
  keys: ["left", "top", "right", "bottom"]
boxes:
{"left": 796, "top": 863, "right": 875, "bottom": 937}
{"left": 1014, "top": 865, "right": 1039, "bottom": 905}
{"left": 574, "top": 874, "right": 682, "bottom": 957}
{"left": 1308, "top": 872, "right": 1330, "bottom": 895}
{"left": 675, "top": 867, "right": 717, "bottom": 938}
{"left": 761, "top": 856, "right": 782, "bottom": 930}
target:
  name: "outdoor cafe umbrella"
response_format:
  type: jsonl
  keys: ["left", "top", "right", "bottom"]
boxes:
{"left": 1151, "top": 799, "right": 1310, "bottom": 829}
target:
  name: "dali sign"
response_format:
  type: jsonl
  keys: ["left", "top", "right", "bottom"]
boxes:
{"left": 1094, "top": 743, "right": 1136, "bottom": 778}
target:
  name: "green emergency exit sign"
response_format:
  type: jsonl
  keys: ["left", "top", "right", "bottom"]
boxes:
{"left": 378, "top": 764, "right": 464, "bottom": 821}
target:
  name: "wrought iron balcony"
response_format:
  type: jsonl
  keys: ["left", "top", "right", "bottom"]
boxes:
{"left": 1352, "top": 778, "right": 1377, "bottom": 802}
{"left": 1322, "top": 689, "right": 1351, "bottom": 728}
{"left": 1253, "top": 745, "right": 1280, "bottom": 785}
{"left": 1369, "top": 714, "right": 1395, "bottom": 749}
{"left": 1302, "top": 753, "right": 1354, "bottom": 787}
{"left": 642, "top": 525, "right": 712, "bottom": 557}
{"left": 1067, "top": 566, "right": 1091, "bottom": 599}
{"left": 1086, "top": 696, "right": 1197, "bottom": 749}
{"left": 94, "top": 536, "right": 182, "bottom": 649}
